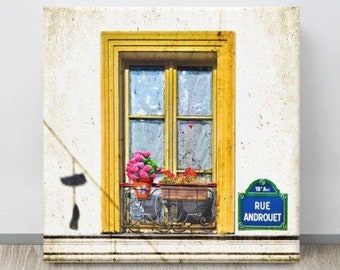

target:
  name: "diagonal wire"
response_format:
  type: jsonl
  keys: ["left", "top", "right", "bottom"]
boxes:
{"left": 43, "top": 120, "right": 115, "bottom": 205}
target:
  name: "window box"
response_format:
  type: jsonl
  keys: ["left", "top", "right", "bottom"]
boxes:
{"left": 160, "top": 183, "right": 216, "bottom": 201}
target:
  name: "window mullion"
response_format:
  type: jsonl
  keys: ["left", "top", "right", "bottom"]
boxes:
{"left": 176, "top": 116, "right": 213, "bottom": 120}
{"left": 164, "top": 66, "right": 174, "bottom": 172}
{"left": 128, "top": 115, "right": 165, "bottom": 120}
{"left": 164, "top": 67, "right": 170, "bottom": 171}
{"left": 171, "top": 67, "right": 178, "bottom": 174}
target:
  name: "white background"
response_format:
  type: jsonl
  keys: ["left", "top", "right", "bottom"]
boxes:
{"left": 0, "top": 0, "right": 339, "bottom": 235}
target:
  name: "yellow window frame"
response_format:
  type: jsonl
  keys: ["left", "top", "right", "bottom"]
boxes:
{"left": 101, "top": 31, "right": 235, "bottom": 234}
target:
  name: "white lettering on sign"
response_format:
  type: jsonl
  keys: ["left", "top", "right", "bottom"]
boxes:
{"left": 243, "top": 213, "right": 282, "bottom": 222}
{"left": 254, "top": 201, "right": 271, "bottom": 210}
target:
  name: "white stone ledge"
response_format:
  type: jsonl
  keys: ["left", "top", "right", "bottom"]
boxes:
{"left": 43, "top": 237, "right": 299, "bottom": 263}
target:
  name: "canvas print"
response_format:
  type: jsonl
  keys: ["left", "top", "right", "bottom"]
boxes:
{"left": 44, "top": 7, "right": 300, "bottom": 262}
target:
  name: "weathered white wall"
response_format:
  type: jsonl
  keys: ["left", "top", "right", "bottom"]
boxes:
{"left": 44, "top": 7, "right": 299, "bottom": 236}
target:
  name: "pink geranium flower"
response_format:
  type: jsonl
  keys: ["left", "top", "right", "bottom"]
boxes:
{"left": 128, "top": 173, "right": 137, "bottom": 181}
{"left": 125, "top": 151, "right": 161, "bottom": 184}
{"left": 135, "top": 162, "right": 144, "bottom": 168}
{"left": 138, "top": 170, "right": 148, "bottom": 179}
{"left": 134, "top": 154, "right": 144, "bottom": 162}
{"left": 143, "top": 164, "right": 152, "bottom": 173}
{"left": 143, "top": 151, "right": 151, "bottom": 158}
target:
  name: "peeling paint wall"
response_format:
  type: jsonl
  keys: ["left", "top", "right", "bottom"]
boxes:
{"left": 44, "top": 7, "right": 299, "bottom": 237}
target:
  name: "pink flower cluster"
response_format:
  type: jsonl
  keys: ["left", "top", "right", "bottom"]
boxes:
{"left": 125, "top": 151, "right": 160, "bottom": 183}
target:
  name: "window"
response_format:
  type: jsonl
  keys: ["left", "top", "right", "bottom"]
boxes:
{"left": 101, "top": 32, "right": 235, "bottom": 234}
{"left": 126, "top": 64, "right": 214, "bottom": 180}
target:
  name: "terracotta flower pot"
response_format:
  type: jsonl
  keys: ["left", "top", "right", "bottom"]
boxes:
{"left": 133, "top": 181, "right": 151, "bottom": 199}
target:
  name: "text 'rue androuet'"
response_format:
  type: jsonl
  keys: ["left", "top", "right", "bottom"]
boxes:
{"left": 243, "top": 201, "right": 282, "bottom": 222}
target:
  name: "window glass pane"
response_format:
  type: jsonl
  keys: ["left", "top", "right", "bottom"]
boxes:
{"left": 177, "top": 120, "right": 212, "bottom": 170}
{"left": 177, "top": 67, "right": 212, "bottom": 116}
{"left": 130, "top": 66, "right": 164, "bottom": 115}
{"left": 198, "top": 173, "right": 212, "bottom": 183}
{"left": 130, "top": 120, "right": 164, "bottom": 167}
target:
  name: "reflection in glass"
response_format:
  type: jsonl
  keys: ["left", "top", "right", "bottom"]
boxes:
{"left": 178, "top": 67, "right": 212, "bottom": 116}
{"left": 198, "top": 174, "right": 212, "bottom": 183}
{"left": 177, "top": 120, "right": 212, "bottom": 170}
{"left": 130, "top": 120, "right": 164, "bottom": 167}
{"left": 130, "top": 67, "right": 164, "bottom": 115}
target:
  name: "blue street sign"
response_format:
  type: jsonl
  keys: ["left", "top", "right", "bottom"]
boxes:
{"left": 238, "top": 179, "right": 287, "bottom": 230}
